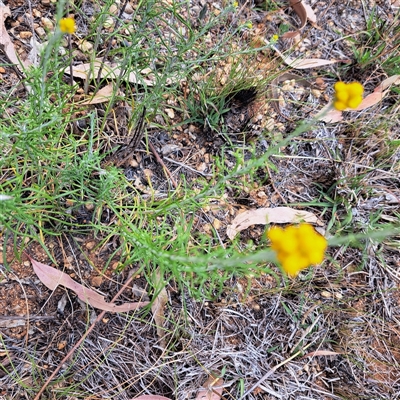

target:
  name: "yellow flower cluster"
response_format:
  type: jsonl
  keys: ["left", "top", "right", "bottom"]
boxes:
{"left": 267, "top": 224, "right": 327, "bottom": 277}
{"left": 333, "top": 81, "right": 364, "bottom": 111}
{"left": 59, "top": 18, "right": 76, "bottom": 34}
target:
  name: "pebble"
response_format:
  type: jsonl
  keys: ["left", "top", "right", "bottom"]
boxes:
{"left": 125, "top": 3, "right": 134, "bottom": 14}
{"left": 321, "top": 290, "right": 331, "bottom": 298}
{"left": 212, "top": 218, "right": 221, "bottom": 229}
{"left": 35, "top": 27, "right": 46, "bottom": 38}
{"left": 41, "top": 17, "right": 54, "bottom": 30}
{"left": 41, "top": 0, "right": 51, "bottom": 5}
{"left": 78, "top": 40, "right": 93, "bottom": 52}
{"left": 19, "top": 31, "right": 33, "bottom": 39}
{"left": 103, "top": 16, "right": 114, "bottom": 29}
{"left": 91, "top": 276, "right": 103, "bottom": 287}
{"left": 85, "top": 241, "right": 96, "bottom": 250}
{"left": 109, "top": 3, "right": 118, "bottom": 14}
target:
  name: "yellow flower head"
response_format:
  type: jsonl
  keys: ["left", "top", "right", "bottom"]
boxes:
{"left": 272, "top": 34, "right": 279, "bottom": 41}
{"left": 267, "top": 223, "right": 327, "bottom": 277}
{"left": 333, "top": 81, "right": 364, "bottom": 111}
{"left": 59, "top": 17, "right": 76, "bottom": 34}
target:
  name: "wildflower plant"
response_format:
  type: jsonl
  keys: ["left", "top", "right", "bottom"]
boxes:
{"left": 267, "top": 224, "right": 327, "bottom": 277}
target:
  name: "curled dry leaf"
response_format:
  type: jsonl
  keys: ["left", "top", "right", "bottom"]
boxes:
{"left": 0, "top": 2, "right": 30, "bottom": 70}
{"left": 195, "top": 376, "right": 224, "bottom": 400}
{"left": 227, "top": 207, "right": 320, "bottom": 240}
{"left": 282, "top": 0, "right": 316, "bottom": 39}
{"left": 30, "top": 257, "right": 150, "bottom": 312}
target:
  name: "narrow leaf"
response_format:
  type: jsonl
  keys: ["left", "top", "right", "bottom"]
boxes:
{"left": 30, "top": 258, "right": 149, "bottom": 312}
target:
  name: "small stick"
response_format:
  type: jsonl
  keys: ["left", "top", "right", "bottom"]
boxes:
{"left": 148, "top": 141, "right": 178, "bottom": 189}
{"left": 33, "top": 274, "right": 138, "bottom": 400}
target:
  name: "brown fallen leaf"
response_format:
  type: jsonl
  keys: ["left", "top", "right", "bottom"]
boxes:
{"left": 195, "top": 376, "right": 224, "bottom": 400}
{"left": 282, "top": 0, "right": 316, "bottom": 39}
{"left": 77, "top": 83, "right": 121, "bottom": 105}
{"left": 226, "top": 207, "right": 320, "bottom": 240}
{"left": 64, "top": 59, "right": 155, "bottom": 86}
{"left": 151, "top": 269, "right": 169, "bottom": 349}
{"left": 270, "top": 43, "right": 349, "bottom": 69}
{"left": 0, "top": 2, "right": 30, "bottom": 70}
{"left": 29, "top": 257, "right": 149, "bottom": 312}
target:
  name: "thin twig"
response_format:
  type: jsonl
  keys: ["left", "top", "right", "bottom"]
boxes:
{"left": 148, "top": 141, "right": 178, "bottom": 189}
{"left": 33, "top": 274, "right": 140, "bottom": 400}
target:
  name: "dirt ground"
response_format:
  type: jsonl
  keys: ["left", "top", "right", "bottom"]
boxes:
{"left": 1, "top": 0, "right": 400, "bottom": 399}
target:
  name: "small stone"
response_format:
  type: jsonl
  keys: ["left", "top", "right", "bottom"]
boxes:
{"left": 33, "top": 9, "right": 41, "bottom": 18}
{"left": 202, "top": 223, "right": 212, "bottom": 234}
{"left": 129, "top": 158, "right": 139, "bottom": 168}
{"left": 103, "top": 16, "right": 114, "bottom": 29}
{"left": 57, "top": 341, "right": 67, "bottom": 350}
{"left": 35, "top": 27, "right": 46, "bottom": 38}
{"left": 164, "top": 108, "right": 175, "bottom": 119}
{"left": 143, "top": 169, "right": 153, "bottom": 179}
{"left": 311, "top": 89, "right": 322, "bottom": 98}
{"left": 321, "top": 290, "right": 331, "bottom": 298}
{"left": 91, "top": 275, "right": 103, "bottom": 287}
{"left": 257, "top": 191, "right": 267, "bottom": 198}
{"left": 85, "top": 202, "right": 95, "bottom": 211}
{"left": 65, "top": 199, "right": 75, "bottom": 207}
{"left": 0, "top": 67, "right": 5, "bottom": 73}
{"left": 212, "top": 218, "right": 221, "bottom": 229}
{"left": 41, "top": 0, "right": 51, "bottom": 5}
{"left": 125, "top": 3, "right": 134, "bottom": 14}
{"left": 111, "top": 261, "right": 120, "bottom": 270}
{"left": 78, "top": 40, "right": 93, "bottom": 53}
{"left": 196, "top": 162, "right": 207, "bottom": 172}
{"left": 41, "top": 17, "right": 54, "bottom": 30}
{"left": 19, "top": 31, "right": 33, "bottom": 39}
{"left": 85, "top": 241, "right": 96, "bottom": 250}
{"left": 334, "top": 292, "right": 343, "bottom": 300}
{"left": 109, "top": 3, "right": 118, "bottom": 14}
